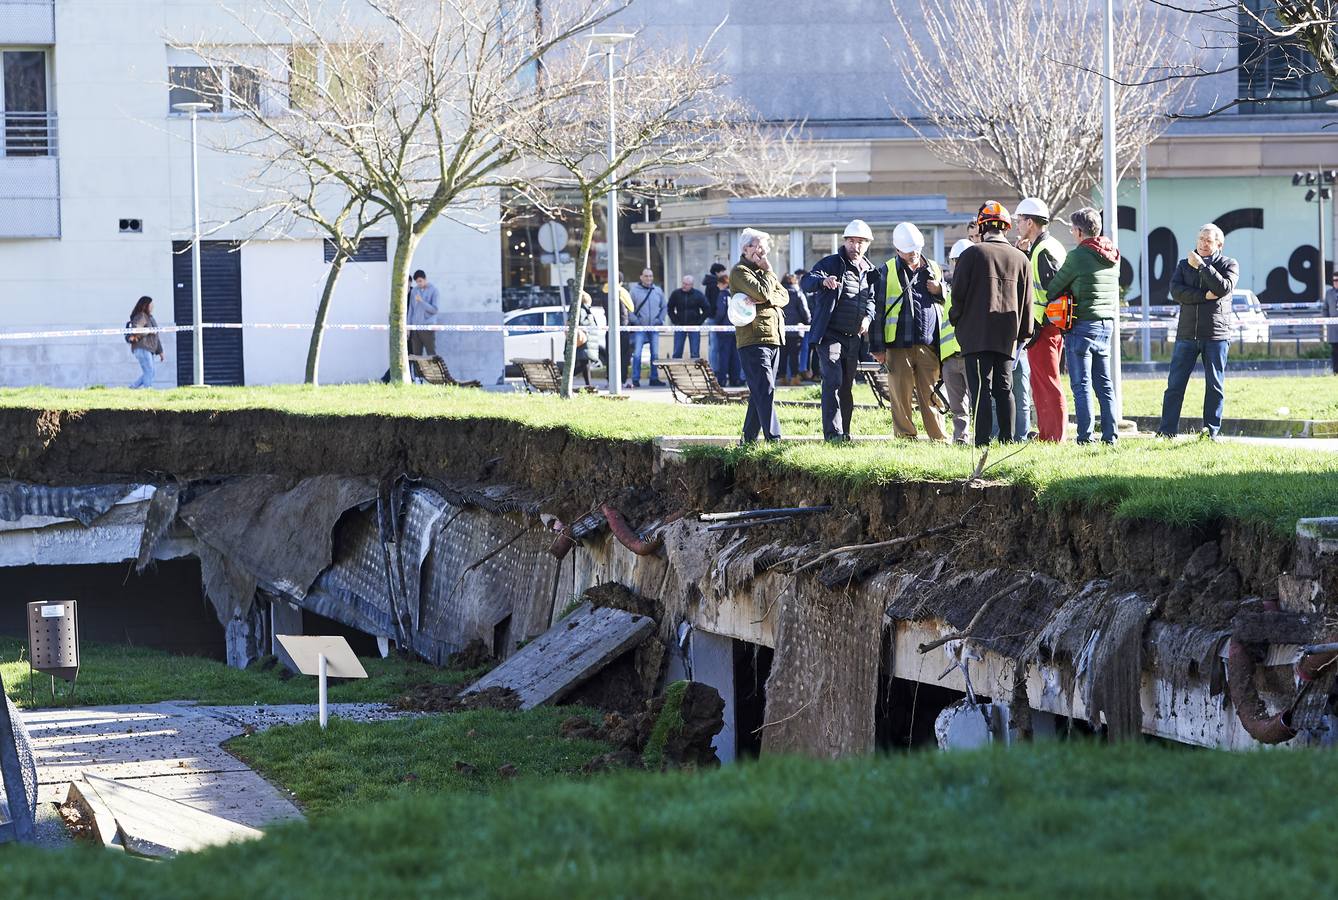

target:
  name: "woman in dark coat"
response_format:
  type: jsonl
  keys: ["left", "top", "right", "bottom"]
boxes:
{"left": 127, "top": 295, "right": 164, "bottom": 389}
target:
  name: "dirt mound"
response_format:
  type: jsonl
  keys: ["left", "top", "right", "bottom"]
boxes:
{"left": 392, "top": 683, "right": 520, "bottom": 713}
{"left": 445, "top": 639, "right": 496, "bottom": 673}
{"left": 564, "top": 681, "right": 725, "bottom": 772}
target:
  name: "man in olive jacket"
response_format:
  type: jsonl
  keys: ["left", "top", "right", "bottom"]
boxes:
{"left": 1156, "top": 223, "right": 1241, "bottom": 438}
{"left": 1047, "top": 206, "right": 1121, "bottom": 445}
{"left": 949, "top": 202, "right": 1033, "bottom": 446}
{"left": 730, "top": 228, "right": 789, "bottom": 442}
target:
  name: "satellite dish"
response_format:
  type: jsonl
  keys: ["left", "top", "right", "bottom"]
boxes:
{"left": 536, "top": 221, "right": 569, "bottom": 253}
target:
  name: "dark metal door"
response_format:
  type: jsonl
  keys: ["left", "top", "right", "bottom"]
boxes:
{"left": 172, "top": 241, "right": 244, "bottom": 386}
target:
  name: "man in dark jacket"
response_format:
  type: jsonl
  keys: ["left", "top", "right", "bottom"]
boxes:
{"left": 779, "top": 272, "right": 811, "bottom": 385}
{"left": 667, "top": 275, "right": 712, "bottom": 360}
{"left": 948, "top": 201, "right": 1034, "bottom": 446}
{"left": 1048, "top": 206, "right": 1122, "bottom": 445}
{"left": 1156, "top": 224, "right": 1241, "bottom": 438}
{"left": 801, "top": 219, "right": 881, "bottom": 441}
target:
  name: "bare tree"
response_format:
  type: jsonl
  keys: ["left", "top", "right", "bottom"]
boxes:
{"left": 888, "top": 0, "right": 1194, "bottom": 214}
{"left": 174, "top": 0, "right": 628, "bottom": 383}
{"left": 513, "top": 43, "right": 743, "bottom": 397}
{"left": 714, "top": 119, "right": 834, "bottom": 199}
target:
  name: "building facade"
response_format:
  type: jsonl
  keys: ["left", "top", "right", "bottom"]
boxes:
{"left": 0, "top": 0, "right": 502, "bottom": 389}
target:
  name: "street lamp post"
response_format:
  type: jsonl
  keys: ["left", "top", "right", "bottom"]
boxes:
{"left": 173, "top": 101, "right": 212, "bottom": 386}
{"left": 828, "top": 159, "right": 849, "bottom": 254}
{"left": 1293, "top": 170, "right": 1336, "bottom": 293}
{"left": 1100, "top": 0, "right": 1122, "bottom": 418}
{"left": 590, "top": 32, "right": 634, "bottom": 396}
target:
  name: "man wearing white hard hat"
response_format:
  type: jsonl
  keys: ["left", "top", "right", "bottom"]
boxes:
{"left": 1015, "top": 198, "right": 1069, "bottom": 442}
{"left": 800, "top": 219, "right": 882, "bottom": 441}
{"left": 871, "top": 222, "right": 948, "bottom": 441}
{"left": 729, "top": 228, "right": 789, "bottom": 442}
{"left": 941, "top": 238, "right": 975, "bottom": 444}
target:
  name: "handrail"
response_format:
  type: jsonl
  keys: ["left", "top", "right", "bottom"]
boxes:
{"left": 2, "top": 112, "right": 57, "bottom": 158}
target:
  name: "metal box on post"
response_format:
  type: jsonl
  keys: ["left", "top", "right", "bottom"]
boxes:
{"left": 27, "top": 600, "right": 79, "bottom": 682}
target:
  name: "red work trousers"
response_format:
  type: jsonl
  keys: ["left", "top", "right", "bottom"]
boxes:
{"left": 1028, "top": 320, "right": 1066, "bottom": 442}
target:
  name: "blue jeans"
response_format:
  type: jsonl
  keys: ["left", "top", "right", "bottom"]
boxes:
{"left": 1066, "top": 318, "right": 1117, "bottom": 444}
{"left": 711, "top": 331, "right": 744, "bottom": 387}
{"left": 130, "top": 347, "right": 156, "bottom": 389}
{"left": 1158, "top": 339, "right": 1229, "bottom": 436}
{"left": 630, "top": 330, "right": 661, "bottom": 385}
{"left": 672, "top": 330, "right": 702, "bottom": 359}
{"left": 799, "top": 332, "right": 812, "bottom": 374}
{"left": 739, "top": 344, "right": 781, "bottom": 442}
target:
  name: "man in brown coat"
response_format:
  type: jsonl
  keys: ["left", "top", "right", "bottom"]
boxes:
{"left": 948, "top": 201, "right": 1034, "bottom": 446}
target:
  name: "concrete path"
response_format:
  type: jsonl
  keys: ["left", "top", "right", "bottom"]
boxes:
{"left": 22, "top": 701, "right": 409, "bottom": 835}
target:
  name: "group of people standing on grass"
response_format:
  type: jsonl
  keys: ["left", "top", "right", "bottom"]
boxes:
{"left": 727, "top": 201, "right": 1242, "bottom": 446}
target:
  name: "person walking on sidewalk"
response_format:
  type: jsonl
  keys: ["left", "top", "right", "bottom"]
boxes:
{"left": 948, "top": 202, "right": 1034, "bottom": 446}
{"left": 126, "top": 295, "right": 164, "bottom": 389}
{"left": 627, "top": 269, "right": 667, "bottom": 387}
{"left": 731, "top": 229, "right": 789, "bottom": 442}
{"left": 801, "top": 220, "right": 881, "bottom": 442}
{"left": 1047, "top": 207, "right": 1121, "bottom": 445}
{"left": 668, "top": 275, "right": 711, "bottom": 360}
{"left": 408, "top": 270, "right": 440, "bottom": 357}
{"left": 1015, "top": 198, "right": 1069, "bottom": 441}
{"left": 872, "top": 222, "right": 948, "bottom": 441}
{"left": 941, "top": 239, "right": 974, "bottom": 444}
{"left": 780, "top": 272, "right": 811, "bottom": 385}
{"left": 1156, "top": 224, "right": 1241, "bottom": 438}
{"left": 1325, "top": 272, "right": 1338, "bottom": 375}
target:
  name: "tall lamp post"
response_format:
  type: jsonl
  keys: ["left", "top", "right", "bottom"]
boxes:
{"left": 173, "top": 101, "right": 212, "bottom": 386}
{"left": 590, "top": 32, "right": 634, "bottom": 396}
{"left": 1292, "top": 169, "right": 1335, "bottom": 294}
{"left": 1100, "top": 0, "right": 1122, "bottom": 418}
{"left": 828, "top": 159, "right": 849, "bottom": 254}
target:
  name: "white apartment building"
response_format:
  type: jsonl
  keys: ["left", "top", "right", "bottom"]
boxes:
{"left": 0, "top": 0, "right": 502, "bottom": 388}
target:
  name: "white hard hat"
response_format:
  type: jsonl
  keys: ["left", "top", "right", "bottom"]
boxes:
{"left": 842, "top": 219, "right": 874, "bottom": 242}
{"left": 1014, "top": 197, "right": 1051, "bottom": 221}
{"left": 727, "top": 292, "right": 757, "bottom": 327}
{"left": 892, "top": 222, "right": 925, "bottom": 254}
{"left": 949, "top": 239, "right": 973, "bottom": 260}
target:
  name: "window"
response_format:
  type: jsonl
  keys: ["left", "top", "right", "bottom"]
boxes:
{"left": 288, "top": 44, "right": 376, "bottom": 116}
{"left": 1238, "top": 0, "right": 1330, "bottom": 113}
{"left": 1, "top": 49, "right": 52, "bottom": 157}
{"left": 322, "top": 236, "right": 387, "bottom": 263}
{"left": 168, "top": 65, "right": 262, "bottom": 114}
{"left": 507, "top": 312, "right": 543, "bottom": 336}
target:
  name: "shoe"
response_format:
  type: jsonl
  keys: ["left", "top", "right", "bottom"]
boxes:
{"left": 1026, "top": 430, "right": 1039, "bottom": 441}
{"left": 1154, "top": 432, "right": 1174, "bottom": 440}
{"left": 622, "top": 380, "right": 633, "bottom": 389}
{"left": 1198, "top": 427, "right": 1215, "bottom": 442}
{"left": 649, "top": 380, "right": 665, "bottom": 387}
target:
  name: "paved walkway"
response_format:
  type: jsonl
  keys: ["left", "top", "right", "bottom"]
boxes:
{"left": 22, "top": 701, "right": 408, "bottom": 835}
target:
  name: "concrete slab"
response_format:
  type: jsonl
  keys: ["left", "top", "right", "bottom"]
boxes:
{"left": 81, "top": 773, "right": 263, "bottom": 858}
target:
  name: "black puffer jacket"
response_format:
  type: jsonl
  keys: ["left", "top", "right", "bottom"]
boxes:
{"left": 1170, "top": 253, "right": 1240, "bottom": 341}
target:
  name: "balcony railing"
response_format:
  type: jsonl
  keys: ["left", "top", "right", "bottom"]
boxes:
{"left": 2, "top": 111, "right": 55, "bottom": 157}
{"left": 0, "top": 0, "right": 54, "bottom": 44}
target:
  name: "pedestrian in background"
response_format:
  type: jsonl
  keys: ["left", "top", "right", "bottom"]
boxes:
{"left": 802, "top": 220, "right": 880, "bottom": 442}
{"left": 780, "top": 272, "right": 811, "bottom": 385}
{"left": 942, "top": 239, "right": 974, "bottom": 444}
{"left": 794, "top": 268, "right": 817, "bottom": 382}
{"left": 668, "top": 275, "right": 711, "bottom": 360}
{"left": 712, "top": 271, "right": 744, "bottom": 387}
{"left": 1325, "top": 272, "right": 1338, "bottom": 375}
{"left": 408, "top": 269, "right": 439, "bottom": 357}
{"left": 1156, "top": 224, "right": 1241, "bottom": 439}
{"left": 627, "top": 268, "right": 667, "bottom": 387}
{"left": 872, "top": 222, "right": 947, "bottom": 442}
{"left": 126, "top": 295, "right": 164, "bottom": 389}
{"left": 1015, "top": 198, "right": 1069, "bottom": 442}
{"left": 731, "top": 229, "right": 789, "bottom": 442}
{"left": 949, "top": 202, "right": 1034, "bottom": 446}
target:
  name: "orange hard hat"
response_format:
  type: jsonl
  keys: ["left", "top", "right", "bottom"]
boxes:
{"left": 976, "top": 201, "right": 1013, "bottom": 230}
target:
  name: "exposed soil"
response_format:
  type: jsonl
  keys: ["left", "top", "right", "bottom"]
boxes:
{"left": 564, "top": 681, "right": 725, "bottom": 772}
{"left": 392, "top": 683, "right": 520, "bottom": 713}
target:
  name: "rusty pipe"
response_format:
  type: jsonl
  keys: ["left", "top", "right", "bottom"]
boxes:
{"left": 601, "top": 503, "right": 662, "bottom": 556}
{"left": 1297, "top": 642, "right": 1338, "bottom": 683}
{"left": 1227, "top": 638, "right": 1297, "bottom": 744}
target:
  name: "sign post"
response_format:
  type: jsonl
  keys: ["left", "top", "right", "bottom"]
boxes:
{"left": 275, "top": 636, "right": 368, "bottom": 729}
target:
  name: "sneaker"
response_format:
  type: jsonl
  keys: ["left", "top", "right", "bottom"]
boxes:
{"left": 1198, "top": 426, "right": 1214, "bottom": 442}
{"left": 649, "top": 380, "right": 665, "bottom": 387}
{"left": 622, "top": 380, "right": 633, "bottom": 389}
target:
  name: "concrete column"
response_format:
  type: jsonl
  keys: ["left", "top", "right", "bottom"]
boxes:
{"left": 689, "top": 630, "right": 736, "bottom": 763}
{"left": 789, "top": 228, "right": 805, "bottom": 274}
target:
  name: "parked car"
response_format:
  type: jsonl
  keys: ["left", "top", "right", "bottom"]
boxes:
{"left": 1166, "top": 289, "right": 1270, "bottom": 344}
{"left": 503, "top": 304, "right": 605, "bottom": 371}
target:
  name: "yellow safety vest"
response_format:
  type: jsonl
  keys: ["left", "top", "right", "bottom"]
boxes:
{"left": 939, "top": 286, "right": 960, "bottom": 360}
{"left": 883, "top": 257, "right": 944, "bottom": 346}
{"left": 1030, "top": 234, "right": 1068, "bottom": 325}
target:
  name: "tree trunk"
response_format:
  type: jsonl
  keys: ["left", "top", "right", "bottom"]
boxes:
{"left": 560, "top": 193, "right": 598, "bottom": 399}
{"left": 387, "top": 226, "right": 418, "bottom": 384}
{"left": 305, "top": 254, "right": 346, "bottom": 386}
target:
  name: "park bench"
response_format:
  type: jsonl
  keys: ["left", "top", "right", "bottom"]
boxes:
{"left": 409, "top": 355, "right": 481, "bottom": 388}
{"left": 653, "top": 358, "right": 748, "bottom": 404}
{"left": 513, "top": 358, "right": 597, "bottom": 394}
{"left": 858, "top": 361, "right": 948, "bottom": 413}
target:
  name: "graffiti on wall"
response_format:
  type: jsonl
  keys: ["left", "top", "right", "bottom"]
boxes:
{"left": 1114, "top": 176, "right": 1332, "bottom": 304}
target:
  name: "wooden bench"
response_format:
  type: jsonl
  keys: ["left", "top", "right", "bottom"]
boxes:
{"left": 409, "top": 355, "right": 481, "bottom": 388}
{"left": 512, "top": 358, "right": 597, "bottom": 394}
{"left": 859, "top": 360, "right": 948, "bottom": 413}
{"left": 653, "top": 358, "right": 748, "bottom": 404}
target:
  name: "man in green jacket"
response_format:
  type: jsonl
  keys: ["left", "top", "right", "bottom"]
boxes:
{"left": 1046, "top": 206, "right": 1121, "bottom": 445}
{"left": 730, "top": 228, "right": 789, "bottom": 442}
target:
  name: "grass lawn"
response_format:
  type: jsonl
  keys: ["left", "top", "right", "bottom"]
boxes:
{"left": 2, "top": 742, "right": 1335, "bottom": 898}
{"left": 226, "top": 707, "right": 611, "bottom": 816}
{"left": 0, "top": 384, "right": 1334, "bottom": 534}
{"left": 0, "top": 638, "right": 475, "bottom": 709}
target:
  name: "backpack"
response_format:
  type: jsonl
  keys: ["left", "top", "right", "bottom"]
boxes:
{"left": 1045, "top": 292, "right": 1075, "bottom": 332}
